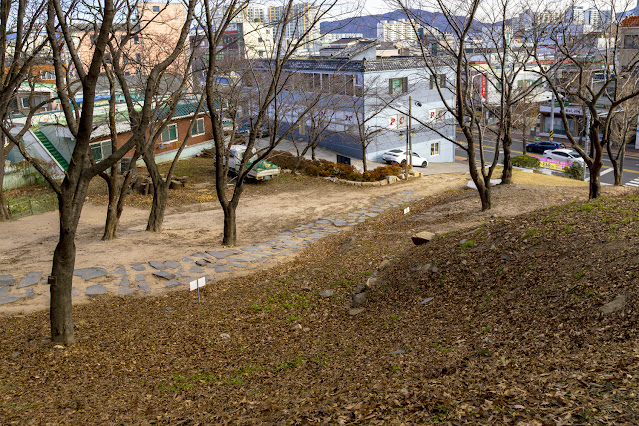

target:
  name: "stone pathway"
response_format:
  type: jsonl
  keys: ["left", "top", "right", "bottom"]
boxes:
{"left": 0, "top": 190, "right": 423, "bottom": 306}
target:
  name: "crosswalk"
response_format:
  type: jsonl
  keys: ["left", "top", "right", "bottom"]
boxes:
{"left": 625, "top": 177, "right": 639, "bottom": 187}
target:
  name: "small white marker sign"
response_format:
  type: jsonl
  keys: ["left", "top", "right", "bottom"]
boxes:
{"left": 404, "top": 207, "right": 410, "bottom": 214}
{"left": 190, "top": 277, "right": 206, "bottom": 291}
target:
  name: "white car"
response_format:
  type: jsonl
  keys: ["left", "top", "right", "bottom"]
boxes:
{"left": 542, "top": 149, "right": 585, "bottom": 166}
{"left": 382, "top": 149, "right": 429, "bottom": 167}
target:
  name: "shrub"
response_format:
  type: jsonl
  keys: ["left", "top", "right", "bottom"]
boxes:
{"left": 564, "top": 163, "right": 585, "bottom": 180}
{"left": 512, "top": 154, "right": 540, "bottom": 169}
{"left": 362, "top": 164, "right": 403, "bottom": 182}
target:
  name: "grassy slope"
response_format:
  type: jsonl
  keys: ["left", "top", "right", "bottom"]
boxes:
{"left": 0, "top": 187, "right": 637, "bottom": 424}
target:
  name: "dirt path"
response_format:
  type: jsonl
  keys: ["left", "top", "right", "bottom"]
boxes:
{"left": 0, "top": 174, "right": 467, "bottom": 315}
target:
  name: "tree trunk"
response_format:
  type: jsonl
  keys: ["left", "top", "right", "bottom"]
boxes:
{"left": 311, "top": 145, "right": 316, "bottom": 161}
{"left": 612, "top": 144, "right": 626, "bottom": 186}
{"left": 0, "top": 162, "right": 9, "bottom": 221}
{"left": 290, "top": 155, "right": 303, "bottom": 175}
{"left": 222, "top": 202, "right": 237, "bottom": 246}
{"left": 467, "top": 147, "right": 492, "bottom": 211}
{"left": 50, "top": 203, "right": 79, "bottom": 344}
{"left": 479, "top": 182, "right": 492, "bottom": 211}
{"left": 102, "top": 165, "right": 119, "bottom": 240}
{"left": 146, "top": 182, "right": 167, "bottom": 232}
{"left": 588, "top": 162, "right": 601, "bottom": 199}
{"left": 361, "top": 144, "right": 367, "bottom": 172}
{"left": 0, "top": 136, "right": 10, "bottom": 221}
{"left": 522, "top": 121, "right": 528, "bottom": 153}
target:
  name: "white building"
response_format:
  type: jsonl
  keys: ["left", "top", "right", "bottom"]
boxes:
{"left": 377, "top": 20, "right": 421, "bottom": 43}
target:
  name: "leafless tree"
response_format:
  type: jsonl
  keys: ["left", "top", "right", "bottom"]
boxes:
{"left": 531, "top": 0, "right": 639, "bottom": 198}
{"left": 0, "top": 0, "right": 48, "bottom": 221}
{"left": 201, "top": 0, "right": 342, "bottom": 246}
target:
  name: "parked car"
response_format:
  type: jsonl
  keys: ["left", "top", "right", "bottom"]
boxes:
{"left": 541, "top": 149, "right": 585, "bottom": 166}
{"left": 226, "top": 145, "right": 281, "bottom": 181}
{"left": 382, "top": 149, "right": 428, "bottom": 167}
{"left": 525, "top": 141, "right": 566, "bottom": 153}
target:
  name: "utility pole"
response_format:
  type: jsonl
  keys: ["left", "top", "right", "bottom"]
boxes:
{"left": 408, "top": 95, "right": 412, "bottom": 168}
{"left": 549, "top": 90, "right": 555, "bottom": 142}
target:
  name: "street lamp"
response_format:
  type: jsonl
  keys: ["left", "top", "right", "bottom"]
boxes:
{"left": 397, "top": 97, "right": 423, "bottom": 179}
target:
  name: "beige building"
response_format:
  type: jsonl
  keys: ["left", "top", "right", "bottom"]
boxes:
{"left": 621, "top": 16, "right": 639, "bottom": 72}
{"left": 76, "top": 2, "right": 188, "bottom": 76}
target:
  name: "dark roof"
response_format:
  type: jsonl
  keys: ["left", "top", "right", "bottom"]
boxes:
{"left": 254, "top": 56, "right": 428, "bottom": 73}
{"left": 332, "top": 40, "right": 378, "bottom": 59}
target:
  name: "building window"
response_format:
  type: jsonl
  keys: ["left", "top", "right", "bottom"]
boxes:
{"left": 430, "top": 74, "right": 446, "bottom": 89}
{"left": 133, "top": 35, "right": 139, "bottom": 44}
{"left": 191, "top": 118, "right": 205, "bottom": 136}
{"left": 21, "top": 97, "right": 30, "bottom": 108}
{"left": 431, "top": 142, "right": 440, "bottom": 156}
{"left": 389, "top": 77, "right": 408, "bottom": 95}
{"left": 624, "top": 34, "right": 639, "bottom": 49}
{"left": 161, "top": 123, "right": 178, "bottom": 143}
{"left": 152, "top": 5, "right": 159, "bottom": 12}
{"left": 90, "top": 140, "right": 113, "bottom": 162}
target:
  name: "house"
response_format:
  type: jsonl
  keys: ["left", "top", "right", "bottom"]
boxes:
{"left": 251, "top": 44, "right": 456, "bottom": 165}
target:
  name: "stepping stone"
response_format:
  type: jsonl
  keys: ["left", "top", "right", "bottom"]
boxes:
{"left": 215, "top": 266, "right": 232, "bottom": 273}
{"left": 195, "top": 260, "right": 209, "bottom": 267}
{"left": 175, "top": 272, "right": 191, "bottom": 279}
{"left": 18, "top": 272, "right": 42, "bottom": 288}
{"left": 164, "top": 279, "right": 182, "bottom": 288}
{"left": 0, "top": 287, "right": 8, "bottom": 297}
{"left": 182, "top": 257, "right": 193, "bottom": 262}
{"left": 164, "top": 260, "right": 181, "bottom": 269}
{"left": 73, "top": 267, "right": 108, "bottom": 280}
{"left": 135, "top": 273, "right": 146, "bottom": 282}
{"left": 131, "top": 264, "right": 145, "bottom": 271}
{"left": 85, "top": 285, "right": 108, "bottom": 297}
{"left": 137, "top": 282, "right": 150, "bottom": 294}
{"left": 111, "top": 266, "right": 126, "bottom": 275}
{"left": 189, "top": 266, "right": 205, "bottom": 274}
{"left": 365, "top": 213, "right": 378, "bottom": 218}
{"left": 0, "top": 275, "right": 15, "bottom": 287}
{"left": 118, "top": 287, "right": 136, "bottom": 296}
{"left": 0, "top": 295, "right": 25, "bottom": 305}
{"left": 152, "top": 271, "right": 175, "bottom": 280}
{"left": 148, "top": 261, "right": 166, "bottom": 270}
{"left": 227, "top": 263, "right": 247, "bottom": 269}
{"left": 72, "top": 287, "right": 80, "bottom": 296}
{"left": 226, "top": 256, "right": 254, "bottom": 263}
{"left": 206, "top": 262, "right": 225, "bottom": 269}
{"left": 118, "top": 276, "right": 129, "bottom": 287}
{"left": 24, "top": 288, "right": 34, "bottom": 298}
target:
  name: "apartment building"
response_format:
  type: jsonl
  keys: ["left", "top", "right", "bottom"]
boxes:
{"left": 377, "top": 20, "right": 421, "bottom": 43}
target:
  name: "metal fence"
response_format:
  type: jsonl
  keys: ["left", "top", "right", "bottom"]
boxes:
{"left": 7, "top": 193, "right": 57, "bottom": 219}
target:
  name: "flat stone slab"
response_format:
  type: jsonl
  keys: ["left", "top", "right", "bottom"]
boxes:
{"left": 137, "top": 282, "right": 150, "bottom": 294}
{"left": 227, "top": 263, "right": 247, "bottom": 269}
{"left": 189, "top": 266, "right": 205, "bottom": 274}
{"left": 85, "top": 285, "right": 108, "bottom": 297}
{"left": 152, "top": 271, "right": 175, "bottom": 280}
{"left": 0, "top": 295, "right": 25, "bottom": 305}
{"left": 118, "top": 276, "right": 129, "bottom": 287}
{"left": 226, "top": 256, "right": 255, "bottom": 263}
{"left": 0, "top": 275, "right": 15, "bottom": 287}
{"left": 73, "top": 267, "right": 108, "bottom": 280}
{"left": 18, "top": 272, "right": 42, "bottom": 288}
{"left": 118, "top": 287, "right": 136, "bottom": 296}
{"left": 420, "top": 297, "right": 435, "bottom": 305}
{"left": 135, "top": 273, "right": 146, "bottom": 282}
{"left": 111, "top": 266, "right": 126, "bottom": 275}
{"left": 24, "top": 288, "right": 34, "bottom": 298}
{"left": 148, "top": 261, "right": 167, "bottom": 270}
{"left": 0, "top": 287, "right": 8, "bottom": 297}
{"left": 164, "top": 261, "right": 181, "bottom": 269}
{"left": 215, "top": 266, "right": 232, "bottom": 273}
{"left": 131, "top": 264, "right": 145, "bottom": 271}
{"left": 182, "top": 257, "right": 193, "bottom": 262}
{"left": 195, "top": 260, "right": 209, "bottom": 267}
{"left": 163, "top": 279, "right": 183, "bottom": 288}
{"left": 319, "top": 290, "right": 334, "bottom": 297}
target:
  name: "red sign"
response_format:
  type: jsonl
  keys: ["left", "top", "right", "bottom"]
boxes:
{"left": 481, "top": 70, "right": 487, "bottom": 101}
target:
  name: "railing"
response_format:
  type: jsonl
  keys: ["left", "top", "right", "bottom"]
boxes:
{"left": 7, "top": 193, "right": 57, "bottom": 219}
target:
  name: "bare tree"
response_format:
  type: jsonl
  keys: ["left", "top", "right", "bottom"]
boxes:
{"left": 531, "top": 0, "right": 639, "bottom": 198}
{"left": 0, "top": 0, "right": 48, "bottom": 221}
{"left": 607, "top": 80, "right": 639, "bottom": 185}
{"left": 202, "top": 0, "right": 341, "bottom": 246}
{"left": 396, "top": 0, "right": 499, "bottom": 210}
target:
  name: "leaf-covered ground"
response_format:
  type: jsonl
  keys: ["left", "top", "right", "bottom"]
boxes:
{"left": 1, "top": 186, "right": 637, "bottom": 424}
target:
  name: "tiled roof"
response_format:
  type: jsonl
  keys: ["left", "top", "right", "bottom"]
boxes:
{"left": 332, "top": 40, "right": 378, "bottom": 59}
{"left": 363, "top": 57, "right": 428, "bottom": 72}
{"left": 622, "top": 16, "right": 639, "bottom": 27}
{"left": 260, "top": 56, "right": 429, "bottom": 73}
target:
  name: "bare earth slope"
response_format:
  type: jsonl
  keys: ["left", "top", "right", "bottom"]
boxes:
{"left": 0, "top": 175, "right": 636, "bottom": 424}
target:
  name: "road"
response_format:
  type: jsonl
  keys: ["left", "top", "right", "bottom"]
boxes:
{"left": 455, "top": 131, "right": 639, "bottom": 187}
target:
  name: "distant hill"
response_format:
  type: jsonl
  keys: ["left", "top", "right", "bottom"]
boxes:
{"left": 320, "top": 9, "right": 458, "bottom": 39}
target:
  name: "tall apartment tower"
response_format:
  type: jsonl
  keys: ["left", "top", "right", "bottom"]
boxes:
{"left": 377, "top": 20, "right": 421, "bottom": 42}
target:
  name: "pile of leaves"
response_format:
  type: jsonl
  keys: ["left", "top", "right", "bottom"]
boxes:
{"left": 0, "top": 189, "right": 637, "bottom": 423}
{"left": 268, "top": 150, "right": 402, "bottom": 182}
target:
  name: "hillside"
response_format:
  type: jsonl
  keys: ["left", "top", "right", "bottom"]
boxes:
{"left": 0, "top": 183, "right": 637, "bottom": 423}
